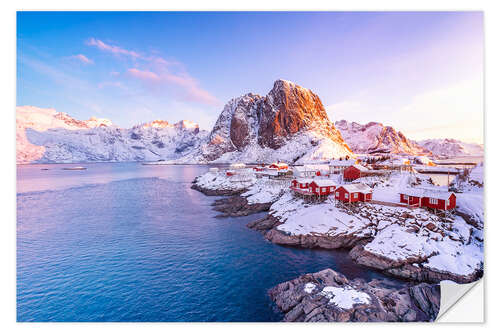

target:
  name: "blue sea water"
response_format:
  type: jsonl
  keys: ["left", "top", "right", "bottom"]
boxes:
{"left": 17, "top": 163, "right": 407, "bottom": 322}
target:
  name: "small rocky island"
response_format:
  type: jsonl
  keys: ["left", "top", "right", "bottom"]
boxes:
{"left": 269, "top": 269, "right": 440, "bottom": 322}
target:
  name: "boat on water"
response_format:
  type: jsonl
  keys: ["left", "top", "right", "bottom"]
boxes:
{"left": 62, "top": 166, "right": 87, "bottom": 170}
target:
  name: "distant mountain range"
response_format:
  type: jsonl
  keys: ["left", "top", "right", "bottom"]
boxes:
{"left": 16, "top": 106, "right": 207, "bottom": 164}
{"left": 16, "top": 80, "right": 483, "bottom": 164}
{"left": 417, "top": 138, "right": 483, "bottom": 158}
{"left": 334, "top": 120, "right": 430, "bottom": 155}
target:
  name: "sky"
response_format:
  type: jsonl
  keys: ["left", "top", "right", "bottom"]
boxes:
{"left": 17, "top": 11, "right": 484, "bottom": 143}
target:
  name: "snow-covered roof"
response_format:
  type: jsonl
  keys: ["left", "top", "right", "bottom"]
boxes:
{"left": 294, "top": 165, "right": 328, "bottom": 173}
{"left": 399, "top": 188, "right": 455, "bottom": 200}
{"left": 329, "top": 160, "right": 355, "bottom": 167}
{"left": 230, "top": 163, "right": 246, "bottom": 168}
{"left": 296, "top": 178, "right": 314, "bottom": 184}
{"left": 351, "top": 164, "right": 369, "bottom": 172}
{"left": 337, "top": 183, "right": 373, "bottom": 194}
{"left": 311, "top": 179, "right": 337, "bottom": 187}
{"left": 257, "top": 169, "right": 278, "bottom": 176}
{"left": 294, "top": 166, "right": 314, "bottom": 172}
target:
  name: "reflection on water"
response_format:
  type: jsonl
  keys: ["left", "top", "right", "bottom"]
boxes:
{"left": 17, "top": 163, "right": 409, "bottom": 322}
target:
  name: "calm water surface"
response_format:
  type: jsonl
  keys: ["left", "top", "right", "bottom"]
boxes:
{"left": 17, "top": 163, "right": 406, "bottom": 322}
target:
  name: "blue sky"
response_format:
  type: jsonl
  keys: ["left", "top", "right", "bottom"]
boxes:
{"left": 17, "top": 11, "right": 483, "bottom": 143}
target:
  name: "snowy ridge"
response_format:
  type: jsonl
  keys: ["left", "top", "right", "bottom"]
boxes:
{"left": 16, "top": 106, "right": 207, "bottom": 164}
{"left": 335, "top": 120, "right": 429, "bottom": 155}
{"left": 417, "top": 138, "right": 483, "bottom": 158}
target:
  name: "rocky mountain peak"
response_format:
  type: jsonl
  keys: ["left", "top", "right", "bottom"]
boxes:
{"left": 199, "top": 80, "right": 352, "bottom": 162}
{"left": 258, "top": 79, "right": 332, "bottom": 149}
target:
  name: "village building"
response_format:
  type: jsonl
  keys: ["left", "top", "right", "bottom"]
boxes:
{"left": 293, "top": 164, "right": 330, "bottom": 178}
{"left": 269, "top": 162, "right": 289, "bottom": 170}
{"left": 343, "top": 165, "right": 370, "bottom": 181}
{"left": 291, "top": 178, "right": 314, "bottom": 190}
{"left": 335, "top": 183, "right": 373, "bottom": 203}
{"left": 328, "top": 159, "right": 356, "bottom": 174}
{"left": 399, "top": 189, "right": 456, "bottom": 210}
{"left": 230, "top": 163, "right": 246, "bottom": 169}
{"left": 309, "top": 179, "right": 337, "bottom": 196}
{"left": 256, "top": 168, "right": 279, "bottom": 179}
{"left": 293, "top": 166, "right": 316, "bottom": 178}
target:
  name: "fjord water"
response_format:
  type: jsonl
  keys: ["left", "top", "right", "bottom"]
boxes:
{"left": 17, "top": 163, "right": 405, "bottom": 322}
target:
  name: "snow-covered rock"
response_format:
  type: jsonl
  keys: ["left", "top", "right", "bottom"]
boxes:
{"left": 16, "top": 106, "right": 208, "bottom": 164}
{"left": 334, "top": 120, "right": 430, "bottom": 155}
{"left": 179, "top": 79, "right": 354, "bottom": 164}
{"left": 417, "top": 138, "right": 483, "bottom": 158}
{"left": 269, "top": 268, "right": 440, "bottom": 322}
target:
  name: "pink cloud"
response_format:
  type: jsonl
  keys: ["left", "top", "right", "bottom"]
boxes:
{"left": 127, "top": 68, "right": 218, "bottom": 106}
{"left": 128, "top": 68, "right": 161, "bottom": 81}
{"left": 87, "top": 38, "right": 140, "bottom": 58}
{"left": 86, "top": 38, "right": 218, "bottom": 106}
{"left": 71, "top": 54, "right": 93, "bottom": 64}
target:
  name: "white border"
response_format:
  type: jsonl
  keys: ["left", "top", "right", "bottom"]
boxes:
{"left": 3, "top": 0, "right": 498, "bottom": 331}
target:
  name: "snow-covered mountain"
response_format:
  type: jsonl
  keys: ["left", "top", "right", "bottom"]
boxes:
{"left": 180, "top": 79, "right": 353, "bottom": 164}
{"left": 334, "top": 120, "right": 430, "bottom": 155}
{"left": 417, "top": 138, "right": 484, "bottom": 158}
{"left": 19, "top": 80, "right": 479, "bottom": 164}
{"left": 16, "top": 106, "right": 207, "bottom": 164}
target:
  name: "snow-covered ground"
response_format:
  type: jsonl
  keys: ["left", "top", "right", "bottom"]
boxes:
{"left": 319, "top": 286, "right": 371, "bottom": 309}
{"left": 194, "top": 170, "right": 257, "bottom": 192}
{"left": 194, "top": 165, "right": 484, "bottom": 281}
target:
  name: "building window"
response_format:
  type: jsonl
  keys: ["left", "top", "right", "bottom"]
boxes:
{"left": 429, "top": 198, "right": 438, "bottom": 205}
{"left": 321, "top": 188, "right": 326, "bottom": 193}
{"left": 330, "top": 186, "right": 334, "bottom": 191}
{"left": 353, "top": 193, "right": 358, "bottom": 199}
{"left": 336, "top": 192, "right": 339, "bottom": 198}
{"left": 345, "top": 193, "right": 348, "bottom": 199}
{"left": 403, "top": 195, "right": 408, "bottom": 200}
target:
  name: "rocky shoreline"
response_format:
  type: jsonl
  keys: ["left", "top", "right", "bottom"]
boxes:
{"left": 211, "top": 195, "right": 272, "bottom": 217}
{"left": 191, "top": 172, "right": 483, "bottom": 321}
{"left": 190, "top": 183, "right": 247, "bottom": 196}
{"left": 248, "top": 213, "right": 482, "bottom": 284}
{"left": 193, "top": 180, "right": 482, "bottom": 284}
{"left": 269, "top": 268, "right": 440, "bottom": 322}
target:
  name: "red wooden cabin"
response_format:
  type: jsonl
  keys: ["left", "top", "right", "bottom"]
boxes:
{"left": 399, "top": 190, "right": 457, "bottom": 210}
{"left": 309, "top": 180, "right": 337, "bottom": 196}
{"left": 335, "top": 183, "right": 373, "bottom": 203}
{"left": 291, "top": 178, "right": 313, "bottom": 190}
{"left": 343, "top": 165, "right": 370, "bottom": 181}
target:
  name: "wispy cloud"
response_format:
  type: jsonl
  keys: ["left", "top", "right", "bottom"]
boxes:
{"left": 127, "top": 67, "right": 218, "bottom": 106}
{"left": 86, "top": 38, "right": 218, "bottom": 106}
{"left": 87, "top": 38, "right": 140, "bottom": 58}
{"left": 128, "top": 68, "right": 161, "bottom": 82}
{"left": 71, "top": 54, "right": 93, "bottom": 64}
